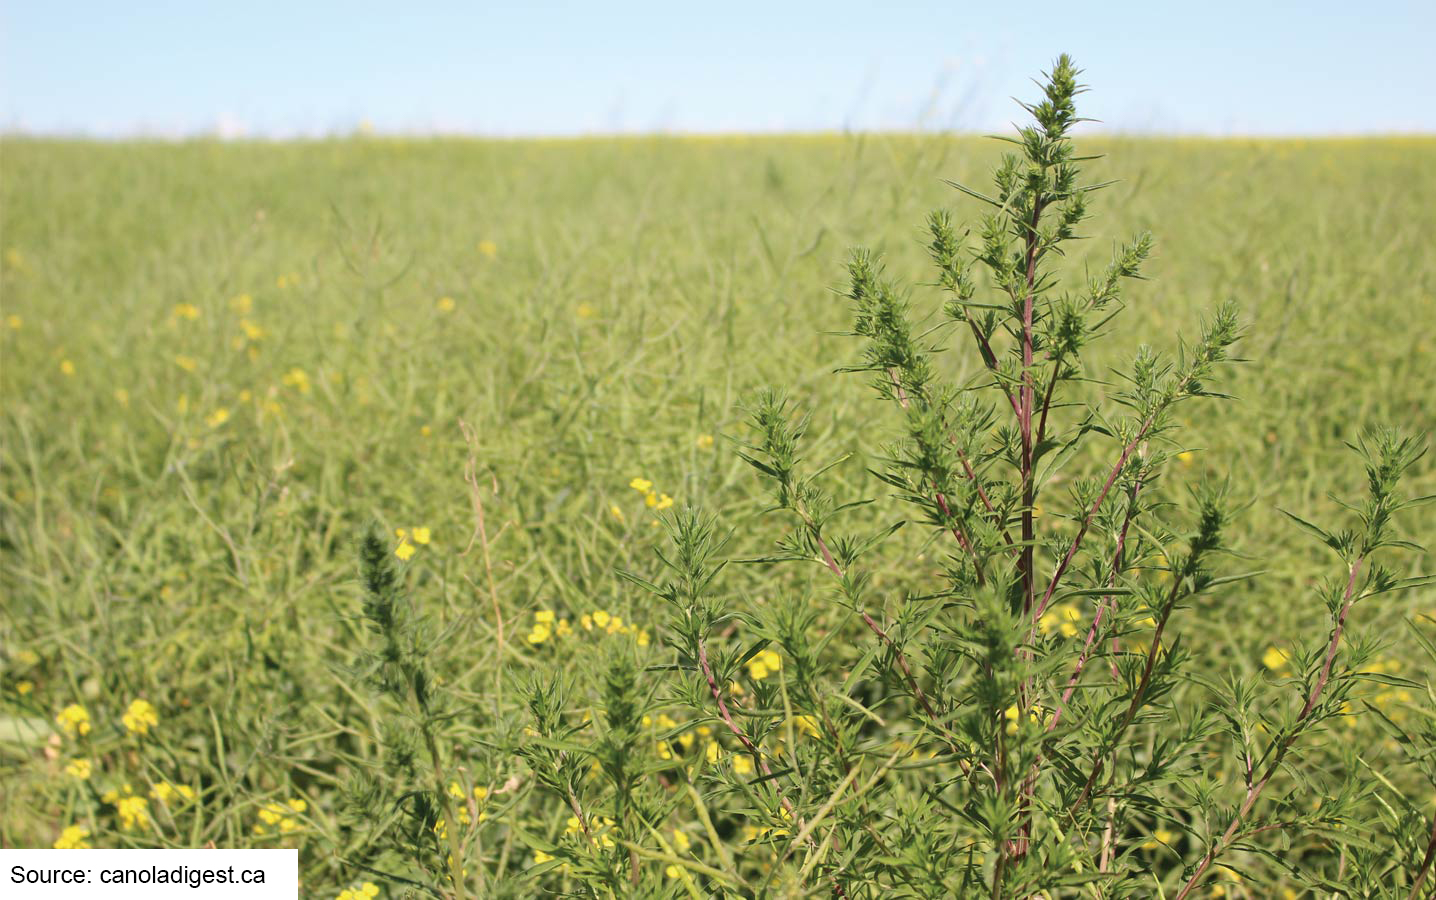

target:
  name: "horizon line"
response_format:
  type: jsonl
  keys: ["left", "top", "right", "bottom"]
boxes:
{"left": 5, "top": 126, "right": 1435, "bottom": 144}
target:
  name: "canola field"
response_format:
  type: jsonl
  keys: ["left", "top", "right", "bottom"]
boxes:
{"left": 1, "top": 134, "right": 1433, "bottom": 895}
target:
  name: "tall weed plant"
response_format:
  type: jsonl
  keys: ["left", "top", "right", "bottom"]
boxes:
{"left": 332, "top": 57, "right": 1435, "bottom": 897}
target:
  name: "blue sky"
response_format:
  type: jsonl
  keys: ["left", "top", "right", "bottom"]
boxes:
{"left": 2, "top": 1, "right": 1432, "bottom": 137}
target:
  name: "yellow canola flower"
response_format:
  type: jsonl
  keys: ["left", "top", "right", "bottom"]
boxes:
{"left": 1177, "top": 450, "right": 1195, "bottom": 465}
{"left": 477, "top": 240, "right": 498, "bottom": 259}
{"left": 122, "top": 698, "right": 159, "bottom": 735}
{"left": 60, "top": 359, "right": 76, "bottom": 376}
{"left": 609, "top": 504, "right": 625, "bottom": 522}
{"left": 436, "top": 296, "right": 456, "bottom": 313}
{"left": 746, "top": 649, "right": 783, "bottom": 681}
{"left": 172, "top": 303, "right": 201, "bottom": 320}
{"left": 206, "top": 407, "right": 231, "bottom": 428}
{"left": 395, "top": 540, "right": 417, "bottom": 561}
{"left": 1262, "top": 646, "right": 1290, "bottom": 672}
{"left": 791, "top": 715, "right": 821, "bottom": 738}
{"left": 240, "top": 319, "right": 266, "bottom": 341}
{"left": 16, "top": 680, "right": 34, "bottom": 695}
{"left": 102, "top": 788, "right": 150, "bottom": 830}
{"left": 592, "top": 609, "right": 611, "bottom": 629}
{"left": 230, "top": 293, "right": 253, "bottom": 313}
{"left": 56, "top": 704, "right": 91, "bottom": 737}
{"left": 53, "top": 825, "right": 91, "bottom": 850}
{"left": 1039, "top": 602, "right": 1083, "bottom": 638}
{"left": 64, "top": 758, "right": 92, "bottom": 779}
{"left": 575, "top": 303, "right": 596, "bottom": 318}
{"left": 253, "top": 798, "right": 306, "bottom": 835}
{"left": 1141, "top": 826, "right": 1175, "bottom": 850}
{"left": 1004, "top": 703, "right": 1048, "bottom": 736}
{"left": 629, "top": 477, "right": 653, "bottom": 493}
{"left": 151, "top": 782, "right": 196, "bottom": 803}
{"left": 281, "top": 367, "right": 311, "bottom": 393}
{"left": 695, "top": 434, "right": 715, "bottom": 449}
{"left": 410, "top": 526, "right": 431, "bottom": 545}
{"left": 733, "top": 754, "right": 754, "bottom": 775}
{"left": 5, "top": 314, "right": 22, "bottom": 329}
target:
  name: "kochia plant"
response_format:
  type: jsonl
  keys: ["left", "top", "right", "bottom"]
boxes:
{"left": 629, "top": 56, "right": 1433, "bottom": 897}
{"left": 335, "top": 56, "right": 1433, "bottom": 899}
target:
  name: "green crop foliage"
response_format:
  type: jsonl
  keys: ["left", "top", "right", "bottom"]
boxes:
{"left": 2, "top": 57, "right": 1434, "bottom": 898}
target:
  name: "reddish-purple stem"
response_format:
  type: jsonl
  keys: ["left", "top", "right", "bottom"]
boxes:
{"left": 1409, "top": 810, "right": 1436, "bottom": 900}
{"left": 1173, "top": 558, "right": 1365, "bottom": 900}
{"left": 1031, "top": 409, "right": 1162, "bottom": 628}
{"left": 1048, "top": 484, "right": 1141, "bottom": 731}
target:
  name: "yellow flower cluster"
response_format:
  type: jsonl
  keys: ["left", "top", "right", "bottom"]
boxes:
{"left": 335, "top": 883, "right": 380, "bottom": 900}
{"left": 122, "top": 698, "right": 159, "bottom": 735}
{"left": 746, "top": 648, "right": 782, "bottom": 680}
{"left": 565, "top": 813, "right": 617, "bottom": 848}
{"left": 742, "top": 807, "right": 793, "bottom": 843}
{"left": 662, "top": 828, "right": 696, "bottom": 878}
{"left": 1038, "top": 602, "right": 1083, "bottom": 638}
{"left": 102, "top": 785, "right": 150, "bottom": 830}
{"left": 1004, "top": 703, "right": 1050, "bottom": 736}
{"left": 695, "top": 434, "right": 715, "bottom": 450}
{"left": 171, "top": 303, "right": 201, "bottom": 321}
{"left": 151, "top": 782, "right": 196, "bottom": 804}
{"left": 1261, "top": 645, "right": 1290, "bottom": 673}
{"left": 394, "top": 526, "right": 432, "bottom": 561}
{"left": 526, "top": 610, "right": 571, "bottom": 644}
{"left": 436, "top": 296, "right": 457, "bottom": 313}
{"left": 628, "top": 477, "right": 674, "bottom": 510}
{"left": 56, "top": 704, "right": 91, "bottom": 737}
{"left": 433, "top": 782, "right": 490, "bottom": 837}
{"left": 53, "top": 825, "right": 91, "bottom": 850}
{"left": 638, "top": 713, "right": 806, "bottom": 772}
{"left": 281, "top": 367, "right": 311, "bottom": 393}
{"left": 1141, "top": 826, "right": 1176, "bottom": 851}
{"left": 253, "top": 797, "right": 307, "bottom": 835}
{"left": 64, "top": 758, "right": 92, "bottom": 780}
{"left": 525, "top": 606, "right": 652, "bottom": 647}
{"left": 647, "top": 715, "right": 720, "bottom": 763}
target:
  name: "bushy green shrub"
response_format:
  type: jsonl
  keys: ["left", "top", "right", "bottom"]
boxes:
{"left": 334, "top": 57, "right": 1433, "bottom": 897}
